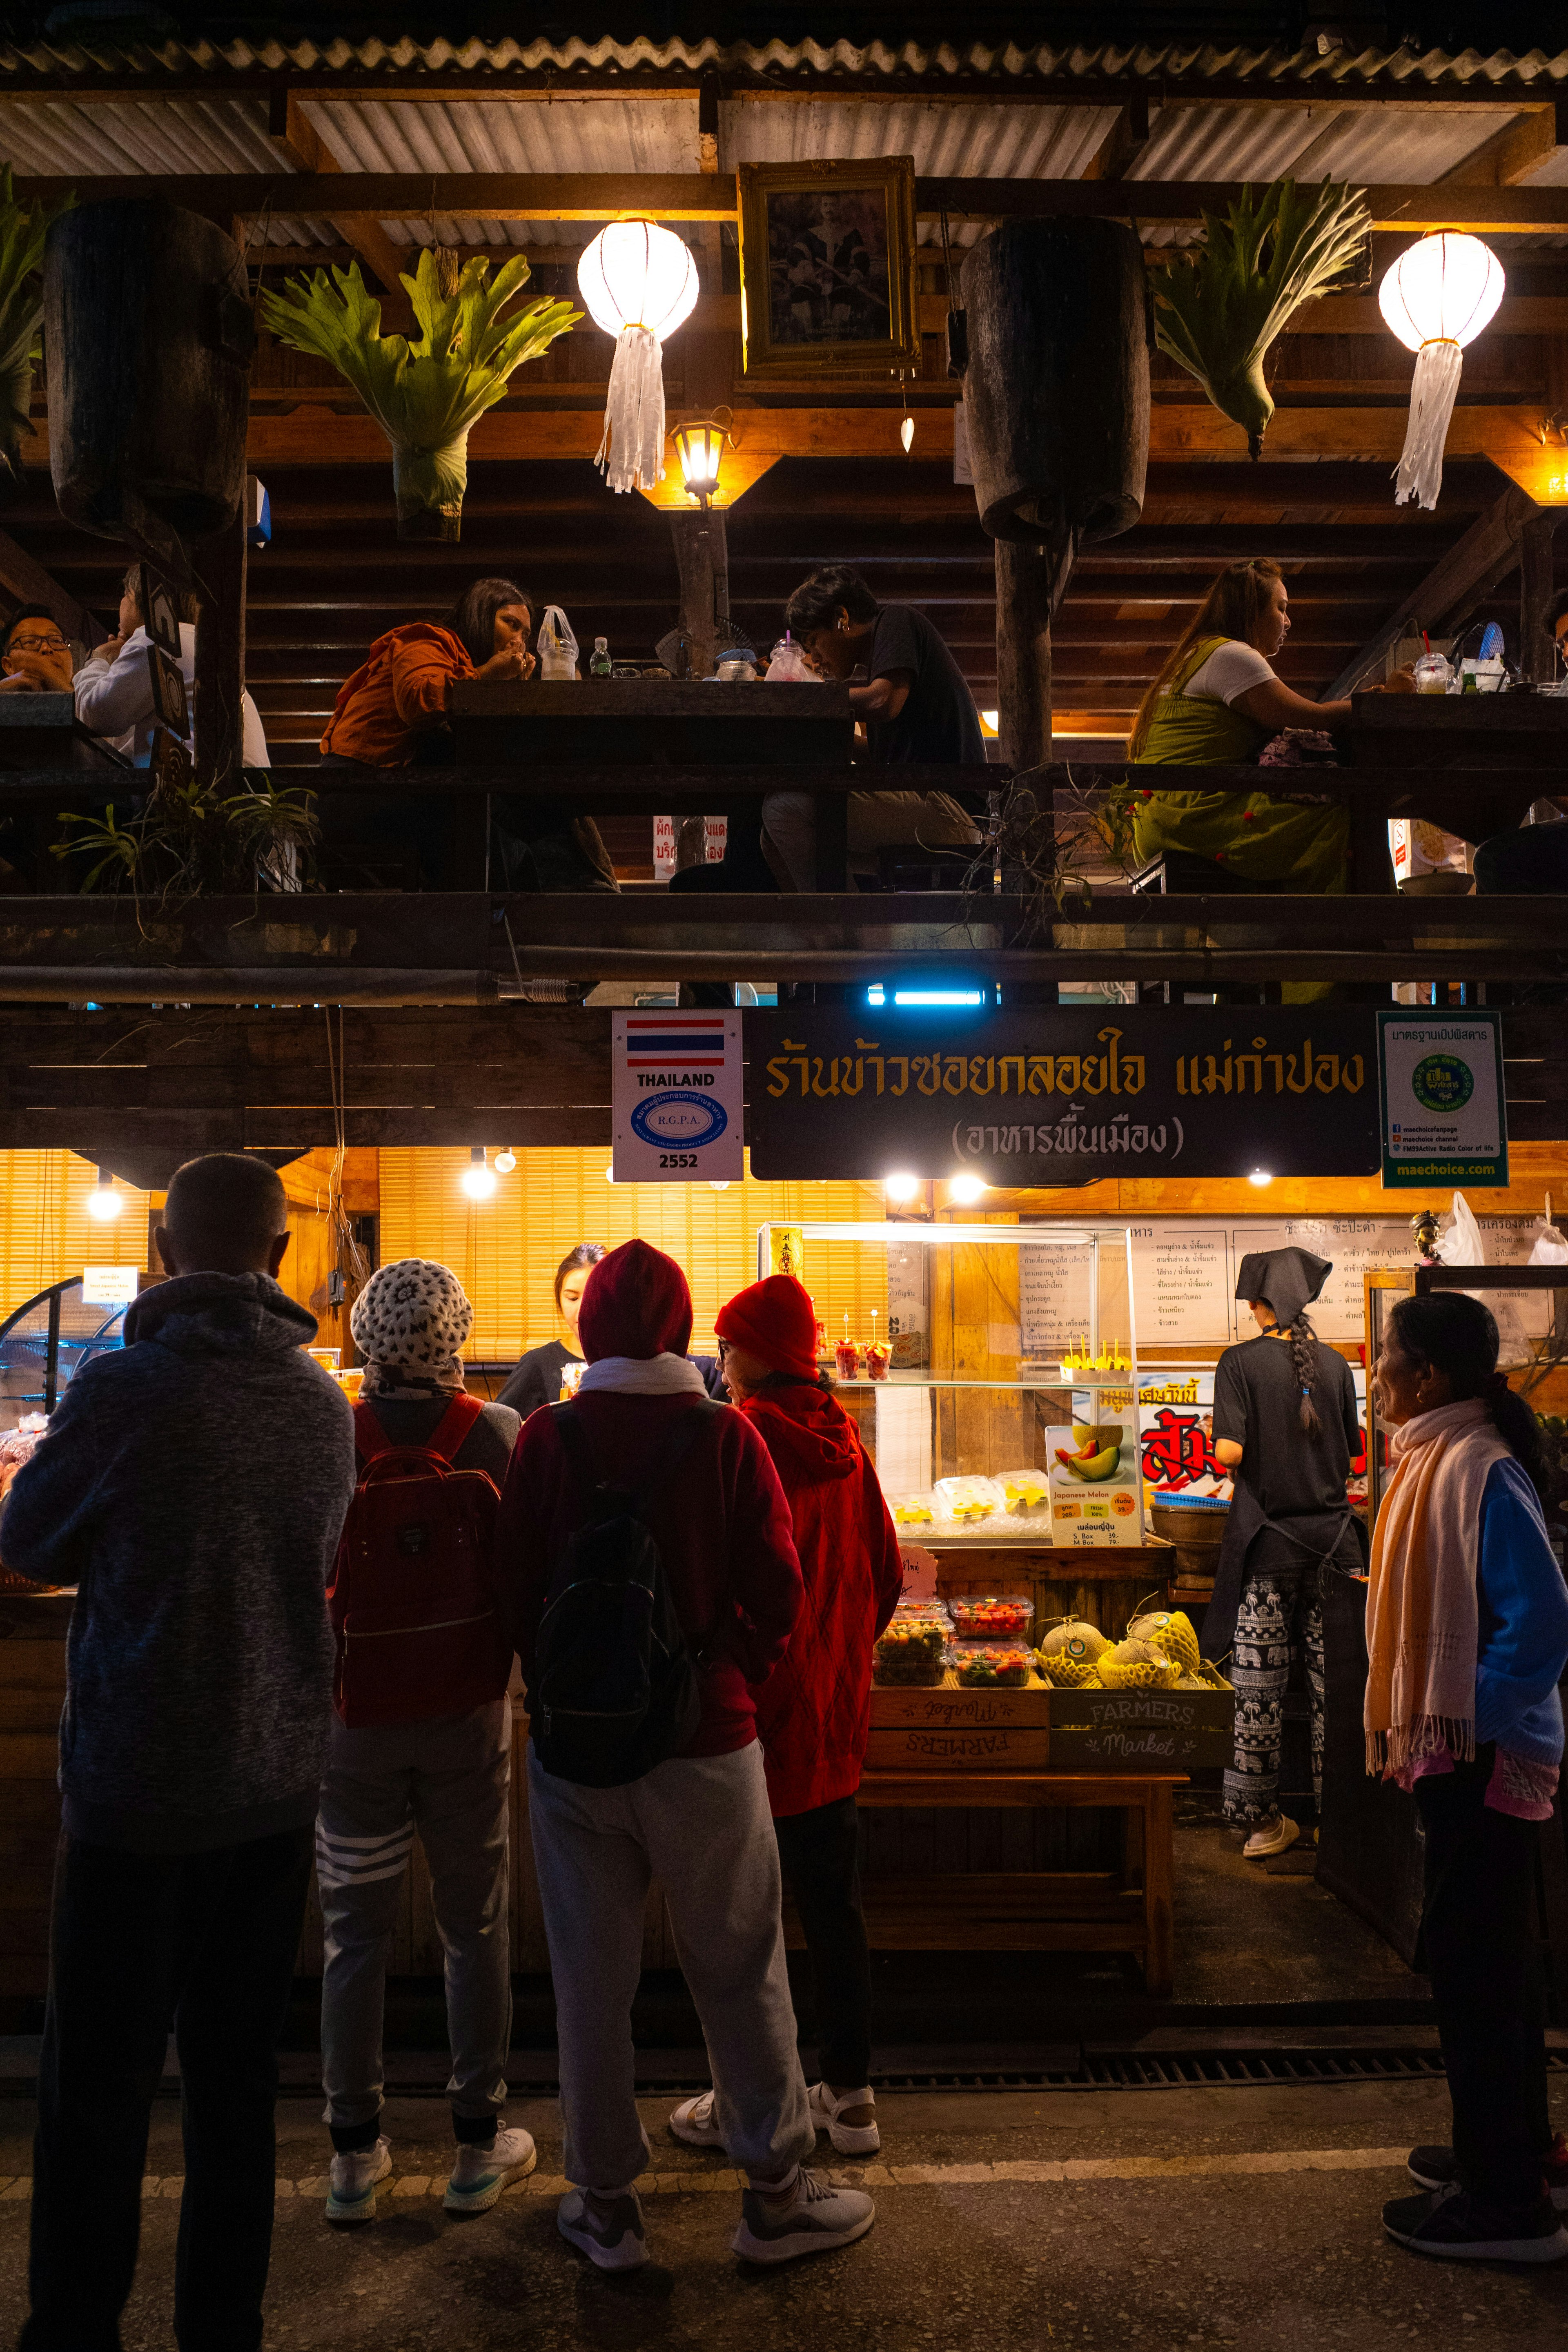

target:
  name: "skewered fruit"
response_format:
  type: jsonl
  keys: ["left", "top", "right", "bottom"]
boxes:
{"left": 1128, "top": 1608, "right": 1200, "bottom": 1674}
{"left": 1098, "top": 1637, "right": 1182, "bottom": 1691}
{"left": 1036, "top": 1618, "right": 1109, "bottom": 1688}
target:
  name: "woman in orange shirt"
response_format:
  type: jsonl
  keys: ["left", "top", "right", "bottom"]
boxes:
{"left": 319, "top": 577, "right": 614, "bottom": 892}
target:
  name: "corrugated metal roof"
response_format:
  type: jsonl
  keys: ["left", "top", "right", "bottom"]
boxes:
{"left": 0, "top": 93, "right": 327, "bottom": 243}
{"left": 0, "top": 33, "right": 1565, "bottom": 90}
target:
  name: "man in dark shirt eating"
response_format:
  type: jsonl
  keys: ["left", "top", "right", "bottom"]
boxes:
{"left": 764, "top": 565, "right": 984, "bottom": 888}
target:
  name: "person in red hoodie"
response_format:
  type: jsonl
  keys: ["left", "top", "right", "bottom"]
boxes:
{"left": 494, "top": 1239, "right": 877, "bottom": 2272}
{"left": 670, "top": 1275, "right": 903, "bottom": 2163}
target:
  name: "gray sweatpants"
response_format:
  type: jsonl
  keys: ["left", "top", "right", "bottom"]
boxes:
{"left": 317, "top": 1701, "right": 512, "bottom": 2140}
{"left": 527, "top": 1740, "right": 813, "bottom": 2192}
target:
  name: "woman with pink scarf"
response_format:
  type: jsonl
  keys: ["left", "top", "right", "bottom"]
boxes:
{"left": 1369, "top": 1292, "right": 1568, "bottom": 2265}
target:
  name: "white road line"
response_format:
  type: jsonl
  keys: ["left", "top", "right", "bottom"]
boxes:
{"left": 3, "top": 2147, "right": 1418, "bottom": 2212}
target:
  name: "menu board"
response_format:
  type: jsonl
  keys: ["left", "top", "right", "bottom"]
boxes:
{"left": 1128, "top": 1226, "right": 1232, "bottom": 1344}
{"left": 1018, "top": 1243, "right": 1094, "bottom": 1357}
{"left": 1012, "top": 1211, "right": 1562, "bottom": 1365}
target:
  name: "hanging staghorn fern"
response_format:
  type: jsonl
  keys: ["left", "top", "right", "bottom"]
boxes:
{"left": 0, "top": 163, "right": 74, "bottom": 481}
{"left": 261, "top": 245, "right": 580, "bottom": 539}
{"left": 1150, "top": 178, "right": 1370, "bottom": 461}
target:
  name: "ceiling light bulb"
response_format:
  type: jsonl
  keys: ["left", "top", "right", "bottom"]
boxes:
{"left": 85, "top": 1166, "right": 122, "bottom": 1222}
{"left": 605, "top": 1165, "right": 616, "bottom": 1185}
{"left": 1249, "top": 1168, "right": 1273, "bottom": 1187}
{"left": 900, "top": 414, "right": 914, "bottom": 454}
{"left": 493, "top": 1149, "right": 517, "bottom": 1174}
{"left": 949, "top": 1174, "right": 988, "bottom": 1206}
{"left": 460, "top": 1147, "right": 497, "bottom": 1201}
{"left": 884, "top": 1172, "right": 920, "bottom": 1203}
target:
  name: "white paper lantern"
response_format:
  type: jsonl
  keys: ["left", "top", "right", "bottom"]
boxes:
{"left": 577, "top": 220, "right": 700, "bottom": 494}
{"left": 1379, "top": 233, "right": 1504, "bottom": 510}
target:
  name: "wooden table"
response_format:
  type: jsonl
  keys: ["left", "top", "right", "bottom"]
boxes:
{"left": 854, "top": 1766, "right": 1184, "bottom": 1996}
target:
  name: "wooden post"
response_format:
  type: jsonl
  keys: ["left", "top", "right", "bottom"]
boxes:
{"left": 993, "top": 539, "right": 1054, "bottom": 771}
{"left": 1519, "top": 512, "right": 1559, "bottom": 684}
{"left": 668, "top": 507, "right": 728, "bottom": 679}
{"left": 194, "top": 506, "right": 247, "bottom": 789}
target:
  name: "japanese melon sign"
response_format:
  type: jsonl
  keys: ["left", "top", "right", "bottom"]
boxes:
{"left": 612, "top": 1010, "right": 744, "bottom": 1183}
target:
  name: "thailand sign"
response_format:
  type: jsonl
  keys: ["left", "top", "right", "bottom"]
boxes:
{"left": 612, "top": 1009, "right": 744, "bottom": 1183}
{"left": 745, "top": 1008, "right": 1381, "bottom": 1183}
{"left": 1376, "top": 1010, "right": 1507, "bottom": 1190}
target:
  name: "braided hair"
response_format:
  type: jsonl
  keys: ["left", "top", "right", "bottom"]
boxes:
{"left": 1282, "top": 1310, "right": 1322, "bottom": 1435}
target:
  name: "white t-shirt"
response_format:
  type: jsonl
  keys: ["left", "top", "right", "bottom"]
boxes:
{"left": 1180, "top": 640, "right": 1275, "bottom": 706}
{"left": 74, "top": 620, "right": 270, "bottom": 768}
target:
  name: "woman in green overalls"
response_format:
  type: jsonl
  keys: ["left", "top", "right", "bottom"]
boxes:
{"left": 1129, "top": 557, "right": 1410, "bottom": 891}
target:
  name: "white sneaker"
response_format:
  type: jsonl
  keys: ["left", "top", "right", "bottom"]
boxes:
{"left": 733, "top": 2166, "right": 875, "bottom": 2264}
{"left": 325, "top": 2136, "right": 392, "bottom": 2223}
{"left": 808, "top": 2081, "right": 880, "bottom": 2156}
{"left": 443, "top": 2124, "right": 538, "bottom": 2214}
{"left": 557, "top": 2185, "right": 648, "bottom": 2270}
{"left": 1244, "top": 1813, "right": 1300, "bottom": 1860}
{"left": 669, "top": 2089, "right": 727, "bottom": 2149}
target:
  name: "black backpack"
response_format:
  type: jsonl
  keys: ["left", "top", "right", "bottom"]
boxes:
{"left": 530, "top": 1398, "right": 719, "bottom": 1787}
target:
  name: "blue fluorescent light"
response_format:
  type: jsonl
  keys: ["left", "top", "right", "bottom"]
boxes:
{"left": 865, "top": 985, "right": 985, "bottom": 1008}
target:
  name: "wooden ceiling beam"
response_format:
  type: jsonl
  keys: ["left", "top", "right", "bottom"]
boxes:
{"left": 18, "top": 172, "right": 1568, "bottom": 236}
{"left": 266, "top": 89, "right": 414, "bottom": 330}
{"left": 1437, "top": 98, "right": 1568, "bottom": 187}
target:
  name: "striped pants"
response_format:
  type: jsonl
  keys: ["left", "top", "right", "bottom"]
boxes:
{"left": 1222, "top": 1557, "right": 1325, "bottom": 1829}
{"left": 317, "top": 1699, "right": 512, "bottom": 2145}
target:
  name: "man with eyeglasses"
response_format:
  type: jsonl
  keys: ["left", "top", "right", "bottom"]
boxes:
{"left": 1473, "top": 591, "right": 1568, "bottom": 895}
{"left": 0, "top": 604, "right": 72, "bottom": 693}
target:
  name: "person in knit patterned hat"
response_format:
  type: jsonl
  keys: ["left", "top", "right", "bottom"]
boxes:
{"left": 314, "top": 1260, "right": 531, "bottom": 2225}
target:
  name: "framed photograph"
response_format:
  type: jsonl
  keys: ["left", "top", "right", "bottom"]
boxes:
{"left": 146, "top": 644, "right": 189, "bottom": 737}
{"left": 138, "top": 564, "right": 182, "bottom": 660}
{"left": 738, "top": 157, "right": 920, "bottom": 378}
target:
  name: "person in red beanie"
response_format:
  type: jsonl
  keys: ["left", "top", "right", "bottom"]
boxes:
{"left": 669, "top": 1274, "right": 902, "bottom": 2165}
{"left": 494, "top": 1239, "right": 877, "bottom": 2271}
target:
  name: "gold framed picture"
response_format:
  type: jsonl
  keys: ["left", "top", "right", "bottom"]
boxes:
{"left": 738, "top": 157, "right": 920, "bottom": 377}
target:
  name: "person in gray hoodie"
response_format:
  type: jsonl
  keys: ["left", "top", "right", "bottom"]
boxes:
{"left": 0, "top": 1152, "right": 356, "bottom": 2352}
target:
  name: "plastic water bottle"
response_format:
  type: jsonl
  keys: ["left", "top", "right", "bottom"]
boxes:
{"left": 589, "top": 636, "right": 612, "bottom": 679}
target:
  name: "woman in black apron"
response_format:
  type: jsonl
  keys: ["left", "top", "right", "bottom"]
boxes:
{"left": 1204, "top": 1247, "right": 1365, "bottom": 1858}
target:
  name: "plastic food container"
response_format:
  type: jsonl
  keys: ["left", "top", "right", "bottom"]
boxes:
{"left": 873, "top": 1618, "right": 951, "bottom": 1686}
{"left": 891, "top": 1490, "right": 938, "bottom": 1531}
{"left": 933, "top": 1475, "right": 1004, "bottom": 1527}
{"left": 995, "top": 1469, "right": 1051, "bottom": 1518}
{"left": 1412, "top": 651, "right": 1452, "bottom": 695}
{"left": 949, "top": 1594, "right": 1034, "bottom": 1639}
{"left": 865, "top": 1340, "right": 891, "bottom": 1382}
{"left": 954, "top": 1644, "right": 1033, "bottom": 1688}
{"left": 835, "top": 1339, "right": 861, "bottom": 1379}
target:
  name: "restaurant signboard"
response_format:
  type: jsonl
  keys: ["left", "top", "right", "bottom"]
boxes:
{"left": 745, "top": 1007, "right": 1381, "bottom": 1183}
{"left": 612, "top": 1009, "right": 744, "bottom": 1183}
{"left": 1376, "top": 1009, "right": 1508, "bottom": 1190}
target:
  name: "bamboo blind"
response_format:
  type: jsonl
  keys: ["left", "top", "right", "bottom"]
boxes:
{"left": 377, "top": 1148, "right": 888, "bottom": 1359}
{"left": 0, "top": 1152, "right": 151, "bottom": 1318}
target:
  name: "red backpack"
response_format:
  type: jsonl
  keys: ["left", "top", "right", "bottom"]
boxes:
{"left": 328, "top": 1394, "right": 513, "bottom": 1729}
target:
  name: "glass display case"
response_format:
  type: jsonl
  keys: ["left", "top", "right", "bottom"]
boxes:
{"left": 756, "top": 1221, "right": 1144, "bottom": 1548}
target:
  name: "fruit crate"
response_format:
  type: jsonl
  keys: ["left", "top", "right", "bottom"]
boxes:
{"left": 866, "top": 1673, "right": 1052, "bottom": 1770}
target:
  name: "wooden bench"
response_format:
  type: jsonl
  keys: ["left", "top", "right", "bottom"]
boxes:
{"left": 853, "top": 1767, "right": 1184, "bottom": 1997}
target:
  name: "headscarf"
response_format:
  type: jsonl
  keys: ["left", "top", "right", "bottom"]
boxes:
{"left": 1234, "top": 1246, "right": 1330, "bottom": 1328}
{"left": 576, "top": 1237, "right": 693, "bottom": 1364}
{"left": 716, "top": 1275, "right": 819, "bottom": 1385}
{"left": 350, "top": 1257, "right": 472, "bottom": 1400}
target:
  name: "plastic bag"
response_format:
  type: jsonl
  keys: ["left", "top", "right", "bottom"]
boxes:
{"left": 536, "top": 604, "right": 578, "bottom": 680}
{"left": 1434, "top": 1192, "right": 1533, "bottom": 1368}
{"left": 766, "top": 632, "right": 818, "bottom": 682}
{"left": 1527, "top": 1219, "right": 1568, "bottom": 1267}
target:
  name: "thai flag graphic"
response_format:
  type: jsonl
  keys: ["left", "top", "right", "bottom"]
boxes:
{"left": 623, "top": 1014, "right": 729, "bottom": 1067}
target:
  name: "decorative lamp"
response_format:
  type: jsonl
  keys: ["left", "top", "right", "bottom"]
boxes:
{"left": 1379, "top": 233, "right": 1504, "bottom": 509}
{"left": 85, "top": 1165, "right": 122, "bottom": 1222}
{"left": 577, "top": 220, "right": 700, "bottom": 494}
{"left": 672, "top": 416, "right": 725, "bottom": 507}
{"left": 493, "top": 1147, "right": 517, "bottom": 1174}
